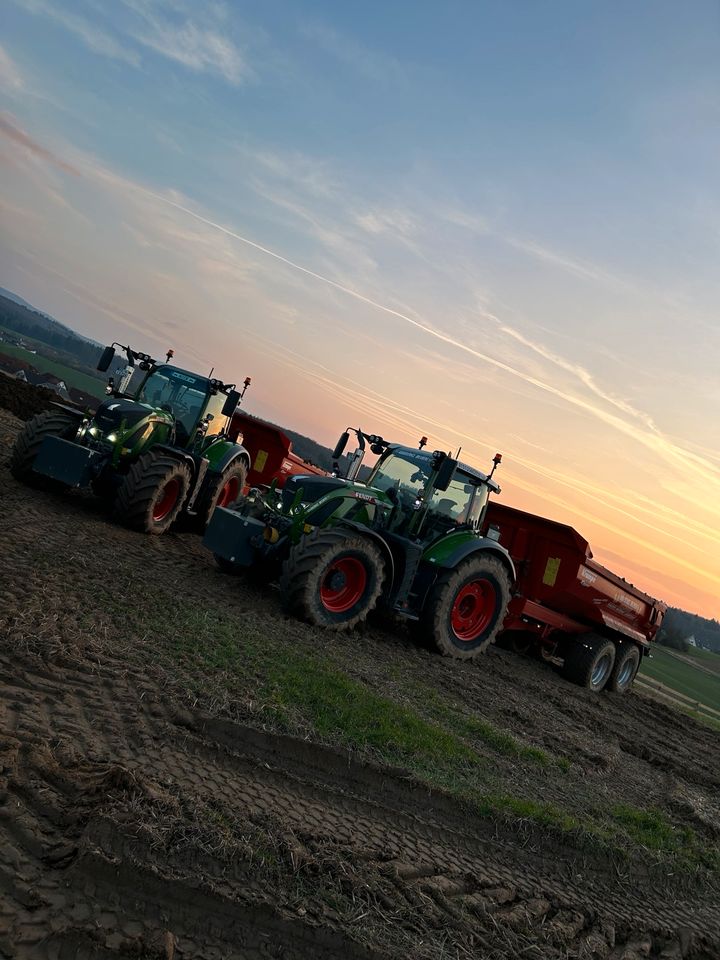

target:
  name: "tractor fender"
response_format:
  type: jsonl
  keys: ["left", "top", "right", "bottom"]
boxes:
{"left": 335, "top": 519, "right": 395, "bottom": 591}
{"left": 151, "top": 444, "right": 198, "bottom": 478}
{"left": 436, "top": 538, "right": 516, "bottom": 582}
{"left": 50, "top": 401, "right": 87, "bottom": 419}
{"left": 208, "top": 442, "right": 251, "bottom": 475}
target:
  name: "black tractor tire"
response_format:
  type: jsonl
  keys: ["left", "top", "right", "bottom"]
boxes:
{"left": 280, "top": 528, "right": 385, "bottom": 630}
{"left": 10, "top": 409, "right": 79, "bottom": 485}
{"left": 113, "top": 452, "right": 191, "bottom": 534}
{"left": 561, "top": 633, "right": 616, "bottom": 692}
{"left": 418, "top": 554, "right": 511, "bottom": 660}
{"left": 192, "top": 460, "right": 248, "bottom": 531}
{"left": 606, "top": 642, "right": 641, "bottom": 694}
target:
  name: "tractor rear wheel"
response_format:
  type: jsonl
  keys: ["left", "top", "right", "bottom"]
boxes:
{"left": 419, "top": 554, "right": 510, "bottom": 660}
{"left": 193, "top": 460, "right": 248, "bottom": 531}
{"left": 561, "top": 633, "right": 616, "bottom": 692}
{"left": 10, "top": 409, "right": 79, "bottom": 485}
{"left": 280, "top": 529, "right": 384, "bottom": 630}
{"left": 606, "top": 642, "right": 641, "bottom": 694}
{"left": 113, "top": 452, "right": 191, "bottom": 534}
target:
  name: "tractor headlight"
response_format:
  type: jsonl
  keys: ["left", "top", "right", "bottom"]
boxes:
{"left": 88, "top": 426, "right": 99, "bottom": 437}
{"left": 106, "top": 433, "right": 117, "bottom": 443}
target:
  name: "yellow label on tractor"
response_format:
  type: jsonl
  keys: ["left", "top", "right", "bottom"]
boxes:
{"left": 254, "top": 449, "right": 268, "bottom": 472}
{"left": 543, "top": 556, "right": 561, "bottom": 587}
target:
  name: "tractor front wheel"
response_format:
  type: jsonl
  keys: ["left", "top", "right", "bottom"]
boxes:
{"left": 113, "top": 452, "right": 191, "bottom": 534}
{"left": 420, "top": 554, "right": 511, "bottom": 660}
{"left": 280, "top": 529, "right": 384, "bottom": 630}
{"left": 193, "top": 460, "right": 248, "bottom": 531}
{"left": 10, "top": 409, "right": 79, "bottom": 485}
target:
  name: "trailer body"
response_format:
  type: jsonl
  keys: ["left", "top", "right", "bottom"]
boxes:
{"left": 228, "top": 411, "right": 326, "bottom": 490}
{"left": 484, "top": 502, "right": 666, "bottom": 649}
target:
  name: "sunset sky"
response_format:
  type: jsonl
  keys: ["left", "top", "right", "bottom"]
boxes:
{"left": 1, "top": 1, "right": 719, "bottom": 618}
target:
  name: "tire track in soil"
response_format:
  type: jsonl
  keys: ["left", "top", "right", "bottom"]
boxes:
{"left": 1, "top": 652, "right": 718, "bottom": 959}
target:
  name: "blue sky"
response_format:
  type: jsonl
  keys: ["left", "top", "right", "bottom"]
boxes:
{"left": 1, "top": 0, "right": 719, "bottom": 616}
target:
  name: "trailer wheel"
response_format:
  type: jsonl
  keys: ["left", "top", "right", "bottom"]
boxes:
{"left": 193, "top": 460, "right": 248, "bottom": 531}
{"left": 10, "top": 409, "right": 79, "bottom": 485}
{"left": 114, "top": 452, "right": 191, "bottom": 534}
{"left": 420, "top": 554, "right": 511, "bottom": 660}
{"left": 607, "top": 643, "right": 641, "bottom": 694}
{"left": 562, "top": 633, "right": 616, "bottom": 692}
{"left": 280, "top": 529, "right": 384, "bottom": 630}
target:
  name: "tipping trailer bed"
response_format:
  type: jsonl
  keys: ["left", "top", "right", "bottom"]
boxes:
{"left": 228, "top": 411, "right": 326, "bottom": 490}
{"left": 484, "top": 502, "right": 666, "bottom": 648}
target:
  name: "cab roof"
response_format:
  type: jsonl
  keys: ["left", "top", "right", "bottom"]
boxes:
{"left": 386, "top": 444, "right": 500, "bottom": 492}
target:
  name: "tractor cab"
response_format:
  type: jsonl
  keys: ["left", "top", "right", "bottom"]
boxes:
{"left": 368, "top": 446, "right": 496, "bottom": 541}
{"left": 135, "top": 366, "right": 219, "bottom": 445}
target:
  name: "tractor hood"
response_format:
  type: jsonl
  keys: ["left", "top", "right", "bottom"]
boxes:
{"left": 94, "top": 397, "right": 173, "bottom": 432}
{"left": 281, "top": 474, "right": 347, "bottom": 508}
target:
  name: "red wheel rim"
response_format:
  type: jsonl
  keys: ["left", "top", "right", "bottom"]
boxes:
{"left": 153, "top": 478, "right": 180, "bottom": 521}
{"left": 320, "top": 556, "right": 367, "bottom": 613}
{"left": 450, "top": 578, "right": 496, "bottom": 642}
{"left": 217, "top": 476, "right": 240, "bottom": 507}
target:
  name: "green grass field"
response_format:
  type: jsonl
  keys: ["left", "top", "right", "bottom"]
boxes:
{"left": 685, "top": 646, "right": 720, "bottom": 675}
{"left": 639, "top": 645, "right": 720, "bottom": 713}
{"left": 0, "top": 334, "right": 105, "bottom": 397}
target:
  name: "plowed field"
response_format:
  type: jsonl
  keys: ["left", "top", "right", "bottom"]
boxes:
{"left": 1, "top": 399, "right": 719, "bottom": 960}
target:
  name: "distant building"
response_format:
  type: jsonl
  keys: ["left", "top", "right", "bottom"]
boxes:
{"left": 15, "top": 369, "right": 71, "bottom": 401}
{"left": 687, "top": 635, "right": 697, "bottom": 648}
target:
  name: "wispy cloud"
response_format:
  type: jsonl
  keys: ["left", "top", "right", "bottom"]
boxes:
{"left": 504, "top": 234, "right": 632, "bottom": 290}
{"left": 11, "top": 0, "right": 252, "bottom": 83}
{"left": 499, "top": 323, "right": 660, "bottom": 431}
{"left": 124, "top": 0, "right": 254, "bottom": 86}
{"left": 11, "top": 0, "right": 140, "bottom": 65}
{"left": 0, "top": 112, "right": 81, "bottom": 176}
{"left": 129, "top": 12, "right": 252, "bottom": 85}
{"left": 0, "top": 44, "right": 24, "bottom": 90}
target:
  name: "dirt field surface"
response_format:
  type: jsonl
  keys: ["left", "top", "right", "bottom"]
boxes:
{"left": 1, "top": 398, "right": 719, "bottom": 960}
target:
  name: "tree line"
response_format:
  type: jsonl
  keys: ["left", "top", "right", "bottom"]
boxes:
{"left": 658, "top": 607, "right": 720, "bottom": 653}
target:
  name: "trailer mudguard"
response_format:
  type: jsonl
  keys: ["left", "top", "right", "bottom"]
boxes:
{"left": 434, "top": 538, "right": 516, "bottom": 581}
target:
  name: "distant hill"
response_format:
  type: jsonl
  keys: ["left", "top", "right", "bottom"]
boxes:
{"left": 0, "top": 291, "right": 104, "bottom": 370}
{"left": 0, "top": 287, "right": 38, "bottom": 311}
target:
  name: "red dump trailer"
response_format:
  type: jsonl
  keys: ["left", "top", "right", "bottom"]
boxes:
{"left": 484, "top": 502, "right": 666, "bottom": 692}
{"left": 228, "top": 411, "right": 326, "bottom": 490}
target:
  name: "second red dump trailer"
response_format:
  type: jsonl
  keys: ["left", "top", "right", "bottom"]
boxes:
{"left": 484, "top": 502, "right": 666, "bottom": 692}
{"left": 228, "top": 411, "right": 326, "bottom": 490}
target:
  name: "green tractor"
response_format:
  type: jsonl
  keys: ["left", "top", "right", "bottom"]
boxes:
{"left": 11, "top": 343, "right": 252, "bottom": 534}
{"left": 204, "top": 428, "right": 515, "bottom": 658}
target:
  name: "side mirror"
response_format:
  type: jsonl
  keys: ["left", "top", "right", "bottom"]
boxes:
{"left": 221, "top": 390, "right": 241, "bottom": 417}
{"left": 332, "top": 431, "right": 349, "bottom": 460}
{"left": 97, "top": 345, "right": 115, "bottom": 372}
{"left": 433, "top": 456, "right": 458, "bottom": 492}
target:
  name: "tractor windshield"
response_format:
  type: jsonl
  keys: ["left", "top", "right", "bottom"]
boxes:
{"left": 427, "top": 473, "right": 489, "bottom": 528}
{"left": 137, "top": 367, "right": 210, "bottom": 441}
{"left": 369, "top": 449, "right": 434, "bottom": 504}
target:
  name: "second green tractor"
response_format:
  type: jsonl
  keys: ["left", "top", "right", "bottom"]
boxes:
{"left": 204, "top": 429, "right": 515, "bottom": 658}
